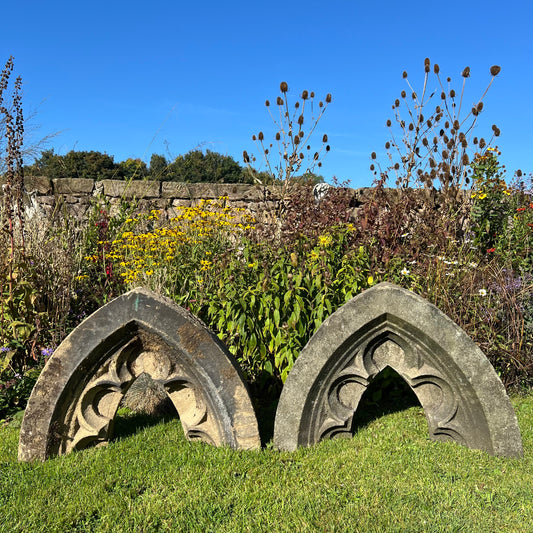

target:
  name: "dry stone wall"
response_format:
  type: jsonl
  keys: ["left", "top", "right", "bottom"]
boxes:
{"left": 19, "top": 175, "right": 378, "bottom": 223}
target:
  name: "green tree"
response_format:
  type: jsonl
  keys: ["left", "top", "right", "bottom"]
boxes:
{"left": 116, "top": 158, "right": 148, "bottom": 180}
{"left": 149, "top": 153, "right": 168, "bottom": 180}
{"left": 167, "top": 149, "right": 247, "bottom": 183}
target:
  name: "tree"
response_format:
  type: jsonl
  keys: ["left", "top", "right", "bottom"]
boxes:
{"left": 166, "top": 149, "right": 248, "bottom": 183}
{"left": 116, "top": 158, "right": 148, "bottom": 180}
{"left": 149, "top": 153, "right": 168, "bottom": 180}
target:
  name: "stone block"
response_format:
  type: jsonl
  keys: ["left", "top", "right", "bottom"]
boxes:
{"left": 53, "top": 178, "right": 94, "bottom": 195}
{"left": 24, "top": 175, "right": 52, "bottom": 195}
{"left": 101, "top": 179, "right": 160, "bottom": 198}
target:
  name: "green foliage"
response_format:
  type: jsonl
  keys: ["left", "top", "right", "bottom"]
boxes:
{"left": 116, "top": 158, "right": 148, "bottom": 180}
{"left": 27, "top": 149, "right": 118, "bottom": 180}
{"left": 166, "top": 148, "right": 249, "bottom": 183}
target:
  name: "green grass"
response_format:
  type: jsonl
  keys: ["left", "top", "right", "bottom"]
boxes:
{"left": 1, "top": 396, "right": 533, "bottom": 532}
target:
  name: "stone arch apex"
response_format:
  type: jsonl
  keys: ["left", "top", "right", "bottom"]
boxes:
{"left": 19, "top": 288, "right": 260, "bottom": 461}
{"left": 274, "top": 282, "right": 523, "bottom": 457}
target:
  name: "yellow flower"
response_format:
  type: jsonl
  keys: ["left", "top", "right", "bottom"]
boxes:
{"left": 145, "top": 270, "right": 153, "bottom": 276}
{"left": 318, "top": 234, "right": 333, "bottom": 247}
{"left": 478, "top": 193, "right": 487, "bottom": 200}
{"left": 367, "top": 276, "right": 374, "bottom": 286}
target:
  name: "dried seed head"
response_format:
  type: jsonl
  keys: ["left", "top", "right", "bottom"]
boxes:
{"left": 302, "top": 90, "right": 309, "bottom": 100}
{"left": 424, "top": 58, "right": 430, "bottom": 73}
{"left": 462, "top": 153, "right": 469, "bottom": 165}
{"left": 494, "top": 127, "right": 500, "bottom": 137}
{"left": 479, "top": 138, "right": 486, "bottom": 149}
{"left": 295, "top": 102, "right": 300, "bottom": 109}
{"left": 461, "top": 66, "right": 471, "bottom": 78}
{"left": 371, "top": 152, "right": 377, "bottom": 159}
{"left": 447, "top": 77, "right": 451, "bottom": 82}
{"left": 258, "top": 132, "right": 264, "bottom": 141}
{"left": 449, "top": 89, "right": 456, "bottom": 98}
{"left": 394, "top": 162, "right": 400, "bottom": 170}
{"left": 294, "top": 136, "right": 300, "bottom": 145}
{"left": 395, "top": 99, "right": 400, "bottom": 107}
{"left": 319, "top": 101, "right": 323, "bottom": 108}
{"left": 299, "top": 152, "right": 304, "bottom": 159}
{"left": 298, "top": 114, "right": 304, "bottom": 125}
{"left": 441, "top": 91, "right": 446, "bottom": 100}
{"left": 325, "top": 93, "right": 332, "bottom": 103}
{"left": 453, "top": 120, "right": 460, "bottom": 129}
{"left": 276, "top": 132, "right": 281, "bottom": 141}
{"left": 427, "top": 119, "right": 432, "bottom": 127}
{"left": 322, "top": 134, "right": 328, "bottom": 142}
{"left": 408, "top": 123, "right": 414, "bottom": 131}
{"left": 490, "top": 65, "right": 501, "bottom": 76}
{"left": 280, "top": 81, "right": 289, "bottom": 93}
{"left": 326, "top": 145, "right": 330, "bottom": 152}
{"left": 412, "top": 92, "right": 417, "bottom": 99}
{"left": 385, "top": 141, "right": 391, "bottom": 149}
{"left": 462, "top": 140, "right": 468, "bottom": 148}
{"left": 516, "top": 169, "right": 523, "bottom": 177}
{"left": 473, "top": 137, "right": 478, "bottom": 144}
{"left": 265, "top": 149, "right": 269, "bottom": 154}
{"left": 252, "top": 135, "right": 257, "bottom": 141}
{"left": 434, "top": 63, "right": 440, "bottom": 74}
{"left": 243, "top": 150, "right": 250, "bottom": 163}
{"left": 422, "top": 138, "right": 429, "bottom": 146}
{"left": 401, "top": 90, "right": 406, "bottom": 98}
{"left": 307, "top": 145, "right": 310, "bottom": 150}
{"left": 476, "top": 102, "right": 484, "bottom": 112}
{"left": 445, "top": 121, "right": 450, "bottom": 129}
{"left": 318, "top": 162, "right": 322, "bottom": 167}
{"left": 265, "top": 100, "right": 270, "bottom": 107}
{"left": 310, "top": 91, "right": 315, "bottom": 98}
{"left": 314, "top": 152, "right": 319, "bottom": 160}
{"left": 442, "top": 149, "right": 449, "bottom": 159}
{"left": 299, "top": 131, "right": 304, "bottom": 138}
{"left": 370, "top": 164, "right": 375, "bottom": 171}
{"left": 402, "top": 71, "right": 408, "bottom": 78}
{"left": 386, "top": 119, "right": 392, "bottom": 127}
{"left": 277, "top": 96, "right": 284, "bottom": 105}
{"left": 472, "top": 107, "right": 478, "bottom": 116}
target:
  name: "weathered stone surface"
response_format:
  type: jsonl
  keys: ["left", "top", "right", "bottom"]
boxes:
{"left": 24, "top": 175, "right": 52, "bottom": 195}
{"left": 19, "top": 288, "right": 260, "bottom": 461}
{"left": 274, "top": 282, "right": 523, "bottom": 457}
{"left": 53, "top": 178, "right": 95, "bottom": 195}
{"left": 101, "top": 179, "right": 160, "bottom": 198}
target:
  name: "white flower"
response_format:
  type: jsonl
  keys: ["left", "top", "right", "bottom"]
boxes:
{"left": 401, "top": 267, "right": 410, "bottom": 276}
{"left": 478, "top": 288, "right": 487, "bottom": 297}
{"left": 469, "top": 262, "right": 478, "bottom": 268}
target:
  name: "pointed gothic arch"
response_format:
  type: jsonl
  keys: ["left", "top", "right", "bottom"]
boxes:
{"left": 19, "top": 288, "right": 260, "bottom": 461}
{"left": 274, "top": 283, "right": 523, "bottom": 457}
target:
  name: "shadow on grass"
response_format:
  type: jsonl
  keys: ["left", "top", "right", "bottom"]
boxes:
{"left": 350, "top": 367, "right": 421, "bottom": 433}
{"left": 111, "top": 407, "right": 179, "bottom": 442}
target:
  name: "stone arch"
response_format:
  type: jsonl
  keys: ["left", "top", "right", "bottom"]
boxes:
{"left": 273, "top": 283, "right": 523, "bottom": 457}
{"left": 19, "top": 288, "right": 260, "bottom": 461}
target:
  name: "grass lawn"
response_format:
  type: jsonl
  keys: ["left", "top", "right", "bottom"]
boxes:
{"left": 1, "top": 395, "right": 533, "bottom": 532}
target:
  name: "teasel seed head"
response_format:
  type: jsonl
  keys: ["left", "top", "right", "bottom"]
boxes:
{"left": 394, "top": 162, "right": 400, "bottom": 170}
{"left": 401, "top": 90, "right": 406, "bottom": 98}
{"left": 243, "top": 150, "right": 250, "bottom": 163}
{"left": 370, "top": 164, "right": 375, "bottom": 171}
{"left": 402, "top": 71, "right": 408, "bottom": 78}
{"left": 280, "top": 81, "right": 289, "bottom": 93}
{"left": 434, "top": 63, "right": 440, "bottom": 74}
{"left": 453, "top": 119, "right": 460, "bottom": 129}
{"left": 298, "top": 114, "right": 304, "bottom": 125}
{"left": 408, "top": 123, "right": 414, "bottom": 131}
{"left": 516, "top": 169, "right": 523, "bottom": 177}
{"left": 441, "top": 91, "right": 446, "bottom": 100}
{"left": 447, "top": 77, "right": 451, "bottom": 82}
{"left": 322, "top": 134, "right": 328, "bottom": 142}
{"left": 319, "top": 101, "right": 323, "bottom": 108}
{"left": 295, "top": 101, "right": 300, "bottom": 109}
{"left": 461, "top": 66, "right": 471, "bottom": 78}
{"left": 371, "top": 152, "right": 377, "bottom": 159}
{"left": 473, "top": 137, "right": 478, "bottom": 144}
{"left": 326, "top": 145, "right": 330, "bottom": 152}
{"left": 424, "top": 57, "right": 430, "bottom": 73}
{"left": 479, "top": 138, "right": 486, "bottom": 149}
{"left": 252, "top": 134, "right": 257, "bottom": 141}
{"left": 294, "top": 136, "right": 300, "bottom": 145}
{"left": 412, "top": 92, "right": 417, "bottom": 99}
{"left": 385, "top": 141, "right": 391, "bottom": 149}
{"left": 395, "top": 99, "right": 400, "bottom": 107}
{"left": 386, "top": 119, "right": 392, "bottom": 127}
{"left": 494, "top": 127, "right": 500, "bottom": 137}
{"left": 310, "top": 91, "right": 315, "bottom": 98}
{"left": 325, "top": 93, "right": 332, "bottom": 103}
{"left": 462, "top": 153, "right": 469, "bottom": 165}
{"left": 277, "top": 96, "right": 284, "bottom": 105}
{"left": 302, "top": 90, "right": 309, "bottom": 100}
{"left": 265, "top": 149, "right": 269, "bottom": 155}
{"left": 490, "top": 65, "right": 501, "bottom": 76}
{"left": 276, "top": 132, "right": 281, "bottom": 141}
{"left": 422, "top": 138, "right": 429, "bottom": 146}
{"left": 476, "top": 102, "right": 483, "bottom": 112}
{"left": 472, "top": 107, "right": 478, "bottom": 116}
{"left": 299, "top": 131, "right": 304, "bottom": 138}
{"left": 299, "top": 152, "right": 304, "bottom": 159}
{"left": 314, "top": 152, "right": 319, "bottom": 160}
{"left": 318, "top": 162, "right": 322, "bottom": 167}
{"left": 258, "top": 132, "right": 264, "bottom": 141}
{"left": 265, "top": 100, "right": 270, "bottom": 107}
{"left": 449, "top": 89, "right": 456, "bottom": 98}
{"left": 462, "top": 140, "right": 468, "bottom": 148}
{"left": 307, "top": 145, "right": 310, "bottom": 150}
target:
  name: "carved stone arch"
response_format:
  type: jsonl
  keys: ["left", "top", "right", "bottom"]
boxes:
{"left": 274, "top": 283, "right": 523, "bottom": 457}
{"left": 19, "top": 288, "right": 260, "bottom": 461}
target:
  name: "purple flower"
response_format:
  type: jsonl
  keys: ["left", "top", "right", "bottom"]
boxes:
{"left": 41, "top": 347, "right": 54, "bottom": 358}
{"left": 0, "top": 347, "right": 9, "bottom": 353}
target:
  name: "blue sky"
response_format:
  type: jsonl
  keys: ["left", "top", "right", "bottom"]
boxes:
{"left": 2, "top": 0, "right": 532, "bottom": 187}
